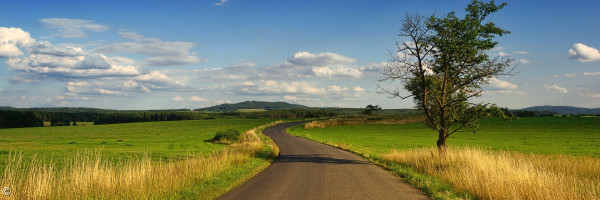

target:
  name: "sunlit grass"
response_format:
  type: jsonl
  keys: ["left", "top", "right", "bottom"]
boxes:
{"left": 1, "top": 120, "right": 281, "bottom": 199}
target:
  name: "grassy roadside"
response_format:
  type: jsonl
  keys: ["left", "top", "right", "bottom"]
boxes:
{"left": 173, "top": 121, "right": 282, "bottom": 199}
{"left": 288, "top": 117, "right": 600, "bottom": 200}
{"left": 1, "top": 120, "right": 282, "bottom": 199}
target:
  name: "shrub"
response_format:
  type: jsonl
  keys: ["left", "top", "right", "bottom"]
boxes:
{"left": 211, "top": 129, "right": 241, "bottom": 144}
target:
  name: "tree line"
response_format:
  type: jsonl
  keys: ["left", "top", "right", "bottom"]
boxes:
{"left": 0, "top": 109, "right": 339, "bottom": 128}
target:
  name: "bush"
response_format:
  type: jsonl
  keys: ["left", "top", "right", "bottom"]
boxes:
{"left": 211, "top": 129, "right": 241, "bottom": 144}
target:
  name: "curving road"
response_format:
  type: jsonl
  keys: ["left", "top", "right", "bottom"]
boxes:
{"left": 218, "top": 121, "right": 429, "bottom": 200}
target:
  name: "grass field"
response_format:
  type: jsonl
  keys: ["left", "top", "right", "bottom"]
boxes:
{"left": 289, "top": 116, "right": 600, "bottom": 199}
{"left": 1, "top": 119, "right": 274, "bottom": 170}
{"left": 0, "top": 119, "right": 279, "bottom": 199}
{"left": 292, "top": 117, "right": 600, "bottom": 156}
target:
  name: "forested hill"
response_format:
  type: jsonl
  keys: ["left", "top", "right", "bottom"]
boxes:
{"left": 195, "top": 101, "right": 309, "bottom": 112}
{"left": 521, "top": 106, "right": 600, "bottom": 115}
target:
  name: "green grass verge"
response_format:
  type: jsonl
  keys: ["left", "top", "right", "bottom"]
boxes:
{"left": 288, "top": 116, "right": 600, "bottom": 199}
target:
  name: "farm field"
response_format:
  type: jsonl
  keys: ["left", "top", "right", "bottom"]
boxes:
{"left": 290, "top": 117, "right": 600, "bottom": 156}
{"left": 0, "top": 119, "right": 279, "bottom": 199}
{"left": 289, "top": 116, "right": 600, "bottom": 199}
{"left": 1, "top": 119, "right": 275, "bottom": 170}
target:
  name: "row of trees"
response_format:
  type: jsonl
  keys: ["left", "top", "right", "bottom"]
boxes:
{"left": 0, "top": 109, "right": 340, "bottom": 128}
{"left": 0, "top": 110, "right": 44, "bottom": 128}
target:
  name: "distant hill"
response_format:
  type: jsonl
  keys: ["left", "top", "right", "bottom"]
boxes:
{"left": 521, "top": 106, "right": 600, "bottom": 115}
{"left": 196, "top": 101, "right": 309, "bottom": 112}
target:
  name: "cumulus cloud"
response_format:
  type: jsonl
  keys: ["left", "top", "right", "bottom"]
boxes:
{"left": 65, "top": 81, "right": 123, "bottom": 96}
{"left": 265, "top": 51, "right": 361, "bottom": 80}
{"left": 498, "top": 51, "right": 509, "bottom": 56}
{"left": 519, "top": 59, "right": 531, "bottom": 64}
{"left": 95, "top": 31, "right": 204, "bottom": 66}
{"left": 0, "top": 27, "right": 35, "bottom": 57}
{"left": 312, "top": 66, "right": 362, "bottom": 79}
{"left": 487, "top": 77, "right": 517, "bottom": 90}
{"left": 40, "top": 18, "right": 108, "bottom": 38}
{"left": 287, "top": 52, "right": 356, "bottom": 66}
{"left": 569, "top": 43, "right": 600, "bottom": 62}
{"left": 353, "top": 86, "right": 365, "bottom": 92}
{"left": 543, "top": 84, "right": 568, "bottom": 94}
{"left": 484, "top": 78, "right": 524, "bottom": 95}
{"left": 6, "top": 53, "right": 142, "bottom": 79}
{"left": 237, "top": 80, "right": 325, "bottom": 95}
{"left": 135, "top": 71, "right": 186, "bottom": 90}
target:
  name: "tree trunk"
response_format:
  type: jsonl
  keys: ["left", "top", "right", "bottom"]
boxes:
{"left": 437, "top": 130, "right": 447, "bottom": 154}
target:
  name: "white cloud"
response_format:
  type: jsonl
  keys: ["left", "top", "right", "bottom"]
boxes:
{"left": 498, "top": 51, "right": 509, "bottom": 56}
{"left": 327, "top": 85, "right": 345, "bottom": 92}
{"left": 172, "top": 96, "right": 183, "bottom": 101}
{"left": 514, "top": 51, "right": 530, "bottom": 55}
{"left": 287, "top": 52, "right": 356, "bottom": 66}
{"left": 519, "top": 59, "right": 531, "bottom": 64}
{"left": 353, "top": 86, "right": 365, "bottom": 92}
{"left": 543, "top": 84, "right": 568, "bottom": 94}
{"left": 312, "top": 66, "right": 362, "bottom": 79}
{"left": 569, "top": 43, "right": 600, "bottom": 62}
{"left": 214, "top": 0, "right": 227, "bottom": 6}
{"left": 265, "top": 51, "right": 360, "bottom": 80}
{"left": 584, "top": 72, "right": 600, "bottom": 76}
{"left": 135, "top": 71, "right": 186, "bottom": 89}
{"left": 40, "top": 18, "right": 108, "bottom": 38}
{"left": 189, "top": 96, "right": 207, "bottom": 102}
{"left": 487, "top": 77, "right": 517, "bottom": 90}
{"left": 95, "top": 31, "right": 203, "bottom": 66}
{"left": 0, "top": 27, "right": 35, "bottom": 57}
{"left": 238, "top": 80, "right": 326, "bottom": 95}
{"left": 7, "top": 53, "right": 142, "bottom": 79}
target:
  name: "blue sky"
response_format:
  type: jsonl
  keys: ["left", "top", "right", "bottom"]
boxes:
{"left": 0, "top": 0, "right": 599, "bottom": 110}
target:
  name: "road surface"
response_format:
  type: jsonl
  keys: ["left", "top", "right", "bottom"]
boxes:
{"left": 218, "top": 121, "right": 429, "bottom": 200}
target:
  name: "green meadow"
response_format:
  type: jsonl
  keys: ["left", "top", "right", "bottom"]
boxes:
{"left": 289, "top": 117, "right": 600, "bottom": 157}
{"left": 0, "top": 119, "right": 274, "bottom": 170}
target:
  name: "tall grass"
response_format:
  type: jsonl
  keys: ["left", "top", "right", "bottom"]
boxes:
{"left": 383, "top": 147, "right": 600, "bottom": 200}
{"left": 1, "top": 121, "right": 280, "bottom": 199}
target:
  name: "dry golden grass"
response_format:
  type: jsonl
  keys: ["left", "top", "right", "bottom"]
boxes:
{"left": 383, "top": 147, "right": 600, "bottom": 200}
{"left": 1, "top": 121, "right": 281, "bottom": 199}
{"left": 304, "top": 115, "right": 424, "bottom": 129}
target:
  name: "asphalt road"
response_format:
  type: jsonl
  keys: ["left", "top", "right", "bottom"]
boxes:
{"left": 218, "top": 121, "right": 429, "bottom": 200}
